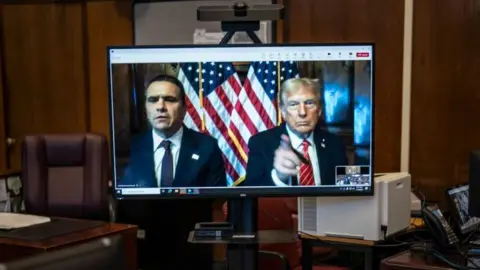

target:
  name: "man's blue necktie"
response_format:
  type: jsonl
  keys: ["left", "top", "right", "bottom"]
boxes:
{"left": 160, "top": 140, "right": 174, "bottom": 187}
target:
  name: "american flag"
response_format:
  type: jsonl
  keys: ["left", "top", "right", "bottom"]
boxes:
{"left": 177, "top": 63, "right": 202, "bottom": 132}
{"left": 178, "top": 62, "right": 244, "bottom": 185}
{"left": 178, "top": 61, "right": 300, "bottom": 185}
{"left": 278, "top": 61, "right": 301, "bottom": 84}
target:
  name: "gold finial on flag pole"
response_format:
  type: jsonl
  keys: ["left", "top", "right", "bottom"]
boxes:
{"left": 277, "top": 61, "right": 282, "bottom": 125}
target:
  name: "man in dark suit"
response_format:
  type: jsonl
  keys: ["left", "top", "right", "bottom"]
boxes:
{"left": 118, "top": 74, "right": 226, "bottom": 188}
{"left": 115, "top": 74, "right": 225, "bottom": 270}
{"left": 244, "top": 78, "right": 348, "bottom": 187}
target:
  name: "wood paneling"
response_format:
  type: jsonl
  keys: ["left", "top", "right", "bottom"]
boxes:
{"left": 85, "top": 1, "right": 133, "bottom": 142}
{"left": 1, "top": 3, "right": 87, "bottom": 170}
{"left": 284, "top": 0, "right": 405, "bottom": 172}
{"left": 410, "top": 0, "right": 480, "bottom": 202}
{"left": 275, "top": 0, "right": 284, "bottom": 43}
{"left": 0, "top": 1, "right": 133, "bottom": 172}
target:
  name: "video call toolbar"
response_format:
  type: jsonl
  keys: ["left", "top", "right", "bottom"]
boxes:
{"left": 109, "top": 46, "right": 373, "bottom": 64}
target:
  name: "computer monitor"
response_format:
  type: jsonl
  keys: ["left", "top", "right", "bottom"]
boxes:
{"left": 108, "top": 43, "right": 374, "bottom": 199}
{"left": 469, "top": 151, "right": 480, "bottom": 217}
{"left": 0, "top": 235, "right": 126, "bottom": 270}
{"left": 446, "top": 184, "right": 480, "bottom": 234}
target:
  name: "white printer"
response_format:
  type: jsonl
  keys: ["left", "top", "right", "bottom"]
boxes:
{"left": 298, "top": 172, "right": 411, "bottom": 241}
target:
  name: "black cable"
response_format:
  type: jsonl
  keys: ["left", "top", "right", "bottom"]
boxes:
{"left": 462, "top": 223, "right": 480, "bottom": 246}
{"left": 410, "top": 243, "right": 474, "bottom": 269}
{"left": 430, "top": 250, "right": 473, "bottom": 270}
{"left": 413, "top": 187, "right": 480, "bottom": 269}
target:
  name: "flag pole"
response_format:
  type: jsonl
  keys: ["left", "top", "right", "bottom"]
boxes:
{"left": 198, "top": 62, "right": 205, "bottom": 131}
{"left": 276, "top": 61, "right": 282, "bottom": 125}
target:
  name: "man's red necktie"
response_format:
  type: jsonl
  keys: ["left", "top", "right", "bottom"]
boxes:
{"left": 299, "top": 139, "right": 315, "bottom": 186}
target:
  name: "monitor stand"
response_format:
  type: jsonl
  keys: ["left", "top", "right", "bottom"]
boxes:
{"left": 221, "top": 20, "right": 261, "bottom": 270}
{"left": 190, "top": 10, "right": 296, "bottom": 269}
{"left": 226, "top": 198, "right": 258, "bottom": 270}
{"left": 190, "top": 196, "right": 297, "bottom": 270}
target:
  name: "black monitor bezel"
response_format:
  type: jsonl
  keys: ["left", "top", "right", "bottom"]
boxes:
{"left": 106, "top": 42, "right": 375, "bottom": 200}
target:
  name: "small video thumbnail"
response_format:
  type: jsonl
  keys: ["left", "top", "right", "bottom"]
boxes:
{"left": 335, "top": 165, "right": 371, "bottom": 186}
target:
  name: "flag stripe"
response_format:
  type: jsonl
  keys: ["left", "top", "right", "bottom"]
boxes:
{"left": 248, "top": 74, "right": 277, "bottom": 127}
{"left": 179, "top": 67, "right": 203, "bottom": 131}
{"left": 204, "top": 98, "right": 247, "bottom": 168}
{"left": 201, "top": 128, "right": 240, "bottom": 181}
{"left": 228, "top": 124, "right": 249, "bottom": 158}
{"left": 226, "top": 75, "right": 242, "bottom": 97}
{"left": 242, "top": 78, "right": 276, "bottom": 129}
{"left": 184, "top": 95, "right": 202, "bottom": 131}
{"left": 231, "top": 98, "right": 258, "bottom": 137}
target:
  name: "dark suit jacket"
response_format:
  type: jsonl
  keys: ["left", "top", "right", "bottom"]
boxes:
{"left": 243, "top": 123, "right": 349, "bottom": 186}
{"left": 118, "top": 127, "right": 226, "bottom": 188}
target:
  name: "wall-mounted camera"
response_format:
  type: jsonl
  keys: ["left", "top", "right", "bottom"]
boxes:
{"left": 197, "top": 2, "right": 284, "bottom": 22}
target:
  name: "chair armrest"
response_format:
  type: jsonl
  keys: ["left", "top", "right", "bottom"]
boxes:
{"left": 259, "top": 250, "right": 292, "bottom": 270}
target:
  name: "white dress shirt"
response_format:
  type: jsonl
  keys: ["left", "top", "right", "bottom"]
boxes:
{"left": 153, "top": 127, "right": 183, "bottom": 187}
{"left": 271, "top": 125, "right": 322, "bottom": 186}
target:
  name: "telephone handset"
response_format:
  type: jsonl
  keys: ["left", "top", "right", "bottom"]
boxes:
{"left": 422, "top": 204, "right": 460, "bottom": 247}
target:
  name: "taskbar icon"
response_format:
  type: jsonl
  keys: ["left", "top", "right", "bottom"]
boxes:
{"left": 160, "top": 188, "right": 200, "bottom": 195}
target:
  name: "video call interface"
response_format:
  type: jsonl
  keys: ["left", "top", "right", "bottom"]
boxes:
{"left": 108, "top": 45, "right": 374, "bottom": 198}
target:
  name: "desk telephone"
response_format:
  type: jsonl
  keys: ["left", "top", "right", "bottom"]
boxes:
{"left": 422, "top": 204, "right": 460, "bottom": 247}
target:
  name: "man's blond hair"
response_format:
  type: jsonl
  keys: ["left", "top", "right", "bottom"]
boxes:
{"left": 279, "top": 78, "right": 322, "bottom": 108}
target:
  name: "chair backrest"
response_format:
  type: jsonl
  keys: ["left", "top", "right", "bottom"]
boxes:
{"left": 258, "top": 250, "right": 291, "bottom": 270}
{"left": 21, "top": 133, "right": 109, "bottom": 220}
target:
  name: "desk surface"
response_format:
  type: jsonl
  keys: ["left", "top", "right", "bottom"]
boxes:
{"left": 0, "top": 221, "right": 136, "bottom": 249}
{"left": 300, "top": 233, "right": 376, "bottom": 246}
{"left": 0, "top": 219, "right": 138, "bottom": 269}
{"left": 381, "top": 250, "right": 451, "bottom": 270}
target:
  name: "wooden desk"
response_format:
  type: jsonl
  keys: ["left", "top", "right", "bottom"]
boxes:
{"left": 0, "top": 221, "right": 138, "bottom": 270}
{"left": 300, "top": 218, "right": 424, "bottom": 270}
{"left": 381, "top": 250, "right": 451, "bottom": 270}
{"left": 300, "top": 232, "right": 375, "bottom": 270}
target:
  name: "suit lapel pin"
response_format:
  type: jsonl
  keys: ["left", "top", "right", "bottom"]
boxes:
{"left": 192, "top": 154, "right": 200, "bottom": 160}
{"left": 321, "top": 138, "right": 326, "bottom": 148}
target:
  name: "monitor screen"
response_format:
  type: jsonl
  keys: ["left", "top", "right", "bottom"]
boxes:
{"left": 446, "top": 184, "right": 480, "bottom": 234}
{"left": 108, "top": 44, "right": 374, "bottom": 199}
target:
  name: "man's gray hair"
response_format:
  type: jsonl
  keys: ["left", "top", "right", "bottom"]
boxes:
{"left": 279, "top": 78, "right": 322, "bottom": 108}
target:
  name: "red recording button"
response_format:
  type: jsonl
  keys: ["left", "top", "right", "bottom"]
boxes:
{"left": 356, "top": 52, "right": 369, "bottom": 57}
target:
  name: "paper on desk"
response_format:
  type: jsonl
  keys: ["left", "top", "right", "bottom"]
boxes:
{"left": 0, "top": 213, "right": 51, "bottom": 230}
{"left": 0, "top": 178, "right": 7, "bottom": 202}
